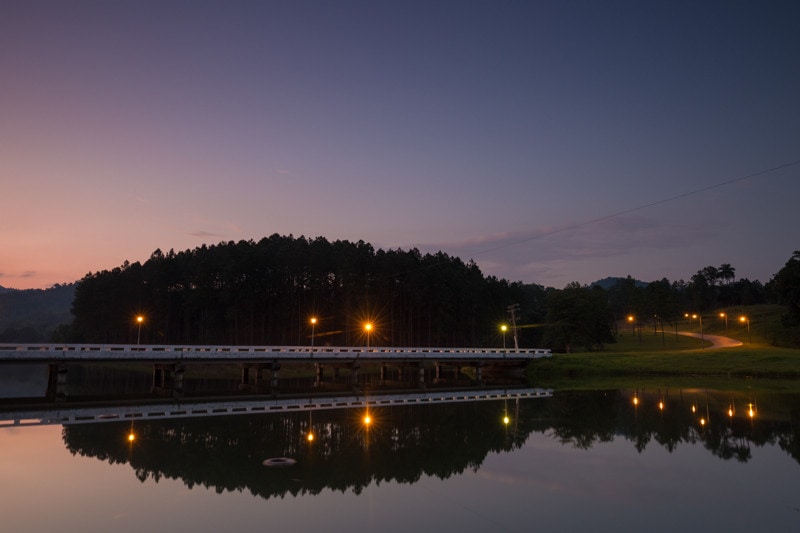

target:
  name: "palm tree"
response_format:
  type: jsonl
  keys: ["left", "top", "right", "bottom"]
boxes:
{"left": 718, "top": 263, "right": 735, "bottom": 285}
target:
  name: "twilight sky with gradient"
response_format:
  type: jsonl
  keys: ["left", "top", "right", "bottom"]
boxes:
{"left": 2, "top": 0, "right": 799, "bottom": 290}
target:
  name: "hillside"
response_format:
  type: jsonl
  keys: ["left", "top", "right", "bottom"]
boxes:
{"left": 0, "top": 283, "right": 75, "bottom": 342}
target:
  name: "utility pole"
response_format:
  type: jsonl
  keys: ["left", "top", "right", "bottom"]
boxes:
{"left": 507, "top": 304, "right": 520, "bottom": 350}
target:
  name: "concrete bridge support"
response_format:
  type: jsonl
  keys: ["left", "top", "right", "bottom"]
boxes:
{"left": 152, "top": 363, "right": 185, "bottom": 397}
{"left": 240, "top": 362, "right": 280, "bottom": 392}
{"left": 47, "top": 363, "right": 69, "bottom": 402}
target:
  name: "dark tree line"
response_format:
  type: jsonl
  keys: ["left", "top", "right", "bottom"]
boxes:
{"left": 766, "top": 251, "right": 800, "bottom": 345}
{"left": 67, "top": 235, "right": 550, "bottom": 348}
{"left": 63, "top": 235, "right": 799, "bottom": 351}
{"left": 603, "top": 263, "right": 769, "bottom": 337}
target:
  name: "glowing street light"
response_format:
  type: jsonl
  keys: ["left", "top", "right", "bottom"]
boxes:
{"left": 310, "top": 317, "right": 317, "bottom": 348}
{"left": 364, "top": 323, "right": 373, "bottom": 348}
{"left": 740, "top": 315, "right": 751, "bottom": 343}
{"left": 686, "top": 313, "right": 704, "bottom": 347}
{"left": 719, "top": 312, "right": 728, "bottom": 335}
{"left": 500, "top": 324, "right": 508, "bottom": 350}
{"left": 136, "top": 315, "right": 144, "bottom": 345}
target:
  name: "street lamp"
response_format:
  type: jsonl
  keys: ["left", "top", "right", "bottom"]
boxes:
{"left": 692, "top": 314, "right": 704, "bottom": 346}
{"left": 500, "top": 324, "right": 508, "bottom": 350}
{"left": 720, "top": 312, "right": 728, "bottom": 335}
{"left": 310, "top": 317, "right": 317, "bottom": 348}
{"left": 136, "top": 315, "right": 144, "bottom": 345}
{"left": 740, "top": 315, "right": 751, "bottom": 343}
{"left": 627, "top": 315, "right": 634, "bottom": 337}
{"left": 364, "top": 322, "right": 373, "bottom": 348}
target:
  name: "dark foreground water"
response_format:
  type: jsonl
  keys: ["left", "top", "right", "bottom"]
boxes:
{"left": 2, "top": 387, "right": 799, "bottom": 532}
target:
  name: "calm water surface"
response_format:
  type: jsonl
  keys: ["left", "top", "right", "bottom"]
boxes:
{"left": 2, "top": 389, "right": 799, "bottom": 532}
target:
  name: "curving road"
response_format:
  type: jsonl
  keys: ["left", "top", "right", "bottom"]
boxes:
{"left": 677, "top": 331, "right": 743, "bottom": 349}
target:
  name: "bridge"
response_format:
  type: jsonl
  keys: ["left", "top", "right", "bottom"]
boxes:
{"left": 0, "top": 386, "right": 553, "bottom": 427}
{"left": 0, "top": 343, "right": 552, "bottom": 402}
{"left": 0, "top": 343, "right": 552, "bottom": 363}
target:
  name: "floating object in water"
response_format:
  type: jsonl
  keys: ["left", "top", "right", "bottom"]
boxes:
{"left": 262, "top": 457, "right": 297, "bottom": 467}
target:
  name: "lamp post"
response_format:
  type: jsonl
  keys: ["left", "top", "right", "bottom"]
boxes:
{"left": 692, "top": 313, "right": 704, "bottom": 346}
{"left": 364, "top": 322, "right": 373, "bottom": 348}
{"left": 720, "top": 312, "right": 728, "bottom": 335}
{"left": 136, "top": 315, "right": 144, "bottom": 345}
{"left": 310, "top": 317, "right": 317, "bottom": 348}
{"left": 500, "top": 324, "right": 508, "bottom": 350}
{"left": 740, "top": 315, "right": 751, "bottom": 343}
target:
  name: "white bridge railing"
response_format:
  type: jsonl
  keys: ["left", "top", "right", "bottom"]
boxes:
{"left": 0, "top": 344, "right": 552, "bottom": 361}
{"left": 0, "top": 387, "right": 554, "bottom": 427}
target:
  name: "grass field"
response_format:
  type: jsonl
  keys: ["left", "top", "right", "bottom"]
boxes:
{"left": 528, "top": 304, "right": 800, "bottom": 392}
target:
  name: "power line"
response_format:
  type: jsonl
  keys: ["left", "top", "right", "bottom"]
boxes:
{"left": 473, "top": 158, "right": 800, "bottom": 257}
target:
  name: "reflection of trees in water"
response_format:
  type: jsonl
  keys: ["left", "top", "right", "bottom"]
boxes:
{"left": 546, "top": 390, "right": 800, "bottom": 465}
{"left": 61, "top": 391, "right": 800, "bottom": 500}
{"left": 62, "top": 400, "right": 536, "bottom": 500}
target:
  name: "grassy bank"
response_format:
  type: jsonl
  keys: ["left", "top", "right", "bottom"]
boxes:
{"left": 529, "top": 304, "right": 800, "bottom": 391}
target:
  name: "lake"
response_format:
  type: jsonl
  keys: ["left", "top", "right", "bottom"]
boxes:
{"left": 2, "top": 386, "right": 799, "bottom": 532}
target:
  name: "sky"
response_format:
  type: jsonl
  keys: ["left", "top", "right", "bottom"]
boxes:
{"left": 2, "top": 0, "right": 799, "bottom": 290}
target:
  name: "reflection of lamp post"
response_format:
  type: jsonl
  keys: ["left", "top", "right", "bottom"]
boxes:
{"left": 740, "top": 315, "right": 751, "bottom": 343}
{"left": 136, "top": 315, "right": 144, "bottom": 345}
{"left": 364, "top": 323, "right": 373, "bottom": 348}
{"left": 720, "top": 312, "right": 728, "bottom": 335}
{"left": 310, "top": 317, "right": 317, "bottom": 348}
{"left": 500, "top": 324, "right": 508, "bottom": 350}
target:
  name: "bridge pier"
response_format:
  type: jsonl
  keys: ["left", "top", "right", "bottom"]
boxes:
{"left": 151, "top": 363, "right": 185, "bottom": 397}
{"left": 240, "top": 362, "right": 280, "bottom": 393}
{"left": 46, "top": 363, "right": 69, "bottom": 402}
{"left": 314, "top": 363, "right": 324, "bottom": 387}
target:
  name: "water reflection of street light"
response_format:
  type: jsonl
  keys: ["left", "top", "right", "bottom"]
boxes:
{"left": 136, "top": 315, "right": 144, "bottom": 345}
{"left": 740, "top": 315, "right": 751, "bottom": 343}
{"left": 500, "top": 324, "right": 508, "bottom": 350}
{"left": 720, "top": 312, "right": 728, "bottom": 335}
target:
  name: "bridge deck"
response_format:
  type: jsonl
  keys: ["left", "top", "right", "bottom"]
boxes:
{"left": 0, "top": 344, "right": 552, "bottom": 363}
{"left": 0, "top": 387, "right": 553, "bottom": 427}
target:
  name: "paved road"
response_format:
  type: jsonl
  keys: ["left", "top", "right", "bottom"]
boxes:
{"left": 678, "top": 331, "right": 743, "bottom": 349}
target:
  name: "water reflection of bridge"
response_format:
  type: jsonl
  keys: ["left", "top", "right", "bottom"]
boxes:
{"left": 0, "top": 343, "right": 552, "bottom": 401}
{"left": 0, "top": 387, "right": 553, "bottom": 427}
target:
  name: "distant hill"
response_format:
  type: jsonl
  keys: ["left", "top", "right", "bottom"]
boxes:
{"left": 0, "top": 283, "right": 75, "bottom": 342}
{"left": 590, "top": 277, "right": 649, "bottom": 290}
